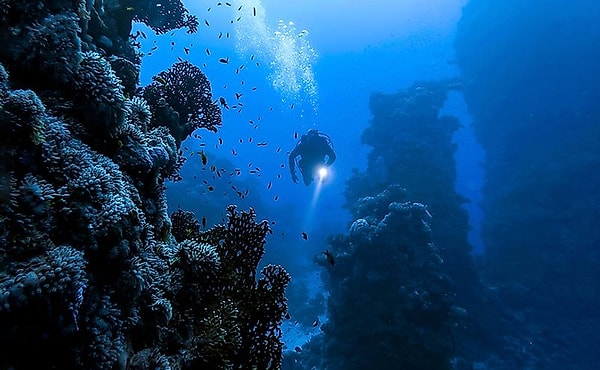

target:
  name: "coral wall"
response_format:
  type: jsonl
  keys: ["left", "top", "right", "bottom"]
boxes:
{"left": 0, "top": 1, "right": 289, "bottom": 369}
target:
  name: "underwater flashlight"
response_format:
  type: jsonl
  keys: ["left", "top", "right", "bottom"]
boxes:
{"left": 317, "top": 166, "right": 328, "bottom": 181}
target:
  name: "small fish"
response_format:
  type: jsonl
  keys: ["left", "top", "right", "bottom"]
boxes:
{"left": 205, "top": 48, "right": 211, "bottom": 55}
{"left": 301, "top": 231, "right": 308, "bottom": 240}
{"left": 276, "top": 147, "right": 281, "bottom": 153}
{"left": 294, "top": 132, "right": 298, "bottom": 139}
{"left": 151, "top": 46, "right": 158, "bottom": 51}
{"left": 218, "top": 32, "right": 223, "bottom": 39}
{"left": 219, "top": 96, "right": 229, "bottom": 109}
{"left": 226, "top": 32, "right": 230, "bottom": 38}
{"left": 294, "top": 346, "right": 302, "bottom": 353}
{"left": 290, "top": 104, "right": 294, "bottom": 109}
{"left": 312, "top": 319, "right": 319, "bottom": 327}
{"left": 257, "top": 142, "right": 267, "bottom": 147}
{"left": 184, "top": 47, "right": 190, "bottom": 54}
{"left": 267, "top": 181, "right": 272, "bottom": 189}
{"left": 225, "top": 2, "right": 231, "bottom": 6}
{"left": 251, "top": 54, "right": 255, "bottom": 60}
{"left": 200, "top": 150, "right": 207, "bottom": 165}
{"left": 201, "top": 216, "right": 207, "bottom": 228}
{"left": 204, "top": 19, "right": 210, "bottom": 26}
{"left": 248, "top": 137, "right": 253, "bottom": 143}
{"left": 284, "top": 312, "right": 291, "bottom": 320}
{"left": 251, "top": 86, "right": 258, "bottom": 91}
{"left": 235, "top": 92, "right": 243, "bottom": 99}
{"left": 253, "top": 7, "right": 256, "bottom": 16}
{"left": 126, "top": 6, "right": 135, "bottom": 11}
{"left": 218, "top": 137, "right": 223, "bottom": 145}
{"left": 323, "top": 250, "right": 335, "bottom": 266}
{"left": 207, "top": 186, "right": 214, "bottom": 191}
{"left": 236, "top": 16, "right": 241, "bottom": 22}
{"left": 219, "top": 57, "right": 229, "bottom": 64}
{"left": 207, "top": 7, "right": 211, "bottom": 11}
{"left": 274, "top": 195, "right": 279, "bottom": 201}
{"left": 232, "top": 149, "right": 237, "bottom": 156}
{"left": 140, "top": 31, "right": 147, "bottom": 39}
{"left": 238, "top": 5, "right": 243, "bottom": 10}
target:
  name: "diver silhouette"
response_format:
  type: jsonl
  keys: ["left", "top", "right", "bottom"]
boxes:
{"left": 289, "top": 129, "right": 336, "bottom": 186}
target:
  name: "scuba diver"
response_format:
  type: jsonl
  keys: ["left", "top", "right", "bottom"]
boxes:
{"left": 289, "top": 129, "right": 336, "bottom": 186}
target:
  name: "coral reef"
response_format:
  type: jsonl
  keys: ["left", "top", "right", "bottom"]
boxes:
{"left": 316, "top": 185, "right": 459, "bottom": 370}
{"left": 0, "top": 0, "right": 289, "bottom": 369}
{"left": 142, "top": 60, "right": 222, "bottom": 147}
{"left": 340, "top": 81, "right": 485, "bottom": 360}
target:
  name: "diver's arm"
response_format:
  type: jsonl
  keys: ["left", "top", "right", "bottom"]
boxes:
{"left": 288, "top": 148, "right": 299, "bottom": 182}
{"left": 325, "top": 146, "right": 336, "bottom": 166}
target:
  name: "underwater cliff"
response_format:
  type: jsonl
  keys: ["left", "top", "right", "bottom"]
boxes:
{"left": 455, "top": 0, "right": 600, "bottom": 368}
{"left": 0, "top": 0, "right": 290, "bottom": 369}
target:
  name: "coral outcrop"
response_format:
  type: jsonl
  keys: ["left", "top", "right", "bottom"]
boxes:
{"left": 342, "top": 80, "right": 484, "bottom": 356}
{"left": 316, "top": 185, "right": 459, "bottom": 370}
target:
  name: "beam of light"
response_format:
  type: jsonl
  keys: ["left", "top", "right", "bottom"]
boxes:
{"left": 303, "top": 166, "right": 328, "bottom": 231}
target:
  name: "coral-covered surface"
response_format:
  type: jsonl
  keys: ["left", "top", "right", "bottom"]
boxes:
{"left": 0, "top": 0, "right": 289, "bottom": 369}
{"left": 316, "top": 185, "right": 458, "bottom": 370}
{"left": 348, "top": 80, "right": 477, "bottom": 296}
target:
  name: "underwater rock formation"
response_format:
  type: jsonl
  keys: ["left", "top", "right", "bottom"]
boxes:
{"left": 342, "top": 81, "right": 484, "bottom": 355}
{"left": 455, "top": 1, "right": 600, "bottom": 368}
{"left": 317, "top": 185, "right": 459, "bottom": 370}
{"left": 0, "top": 0, "right": 289, "bottom": 369}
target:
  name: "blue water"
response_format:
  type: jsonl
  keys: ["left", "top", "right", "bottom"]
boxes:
{"left": 136, "top": 0, "right": 478, "bottom": 352}
{"left": 134, "top": 0, "right": 600, "bottom": 368}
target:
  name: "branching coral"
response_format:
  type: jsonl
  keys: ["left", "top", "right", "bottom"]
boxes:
{"left": 0, "top": 88, "right": 46, "bottom": 146}
{"left": 23, "top": 12, "right": 82, "bottom": 85}
{"left": 169, "top": 206, "right": 292, "bottom": 369}
{"left": 130, "top": 0, "right": 199, "bottom": 35}
{"left": 71, "top": 51, "right": 127, "bottom": 137}
{"left": 143, "top": 60, "right": 222, "bottom": 147}
{"left": 170, "top": 209, "right": 200, "bottom": 243}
